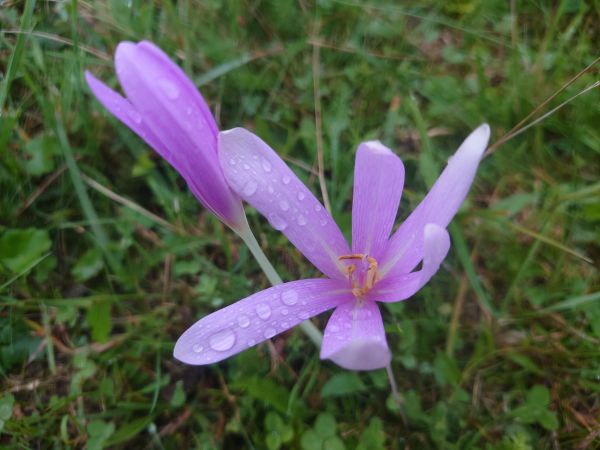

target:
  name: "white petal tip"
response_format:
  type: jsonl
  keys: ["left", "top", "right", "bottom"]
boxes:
{"left": 323, "top": 340, "right": 391, "bottom": 371}
{"left": 363, "top": 140, "right": 393, "bottom": 155}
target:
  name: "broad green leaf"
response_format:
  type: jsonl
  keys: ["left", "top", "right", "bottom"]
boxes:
{"left": 321, "top": 372, "right": 366, "bottom": 398}
{"left": 0, "top": 228, "right": 51, "bottom": 273}
{"left": 86, "top": 301, "right": 111, "bottom": 343}
{"left": 73, "top": 247, "right": 104, "bottom": 281}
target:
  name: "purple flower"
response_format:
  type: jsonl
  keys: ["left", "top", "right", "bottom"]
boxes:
{"left": 85, "top": 41, "right": 246, "bottom": 230}
{"left": 174, "top": 124, "right": 490, "bottom": 370}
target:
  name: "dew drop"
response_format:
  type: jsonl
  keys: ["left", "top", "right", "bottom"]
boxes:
{"left": 330, "top": 325, "right": 340, "bottom": 333}
{"left": 247, "top": 339, "right": 256, "bottom": 347}
{"left": 237, "top": 315, "right": 250, "bottom": 328}
{"left": 314, "top": 204, "right": 322, "bottom": 212}
{"left": 185, "top": 107, "right": 193, "bottom": 116}
{"left": 209, "top": 329, "right": 236, "bottom": 351}
{"left": 281, "top": 307, "right": 289, "bottom": 316}
{"left": 297, "top": 192, "right": 305, "bottom": 201}
{"left": 279, "top": 200, "right": 290, "bottom": 211}
{"left": 228, "top": 158, "right": 237, "bottom": 166}
{"left": 263, "top": 327, "right": 276, "bottom": 339}
{"left": 127, "top": 109, "right": 142, "bottom": 124}
{"left": 268, "top": 213, "right": 288, "bottom": 231}
{"left": 296, "top": 214, "right": 307, "bottom": 226}
{"left": 255, "top": 303, "right": 271, "bottom": 320}
{"left": 157, "top": 78, "right": 180, "bottom": 99}
{"left": 281, "top": 322, "right": 290, "bottom": 329}
{"left": 192, "top": 343, "right": 203, "bottom": 353}
{"left": 298, "top": 311, "right": 309, "bottom": 320}
{"left": 320, "top": 218, "right": 328, "bottom": 226}
{"left": 243, "top": 163, "right": 251, "bottom": 170}
{"left": 281, "top": 290, "right": 298, "bottom": 306}
{"left": 242, "top": 180, "right": 258, "bottom": 196}
{"left": 282, "top": 175, "right": 291, "bottom": 185}
{"left": 261, "top": 158, "right": 272, "bottom": 172}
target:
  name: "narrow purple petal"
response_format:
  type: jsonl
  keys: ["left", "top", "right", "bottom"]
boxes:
{"left": 320, "top": 300, "right": 391, "bottom": 371}
{"left": 352, "top": 141, "right": 404, "bottom": 260}
{"left": 218, "top": 128, "right": 351, "bottom": 280}
{"left": 85, "top": 71, "right": 171, "bottom": 159}
{"left": 87, "top": 41, "right": 245, "bottom": 229}
{"left": 174, "top": 279, "right": 351, "bottom": 365}
{"left": 380, "top": 124, "right": 490, "bottom": 278}
{"left": 136, "top": 40, "right": 219, "bottom": 137}
{"left": 373, "top": 224, "right": 450, "bottom": 302}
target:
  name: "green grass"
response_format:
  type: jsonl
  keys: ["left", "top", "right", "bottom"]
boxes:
{"left": 1, "top": 1, "right": 599, "bottom": 448}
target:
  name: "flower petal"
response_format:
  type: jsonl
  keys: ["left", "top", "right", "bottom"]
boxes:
{"left": 136, "top": 41, "right": 219, "bottom": 137}
{"left": 320, "top": 300, "right": 391, "bottom": 371}
{"left": 95, "top": 41, "right": 245, "bottom": 229}
{"left": 352, "top": 141, "right": 404, "bottom": 260}
{"left": 373, "top": 223, "right": 450, "bottom": 302}
{"left": 380, "top": 124, "right": 489, "bottom": 277}
{"left": 85, "top": 71, "right": 170, "bottom": 160}
{"left": 174, "top": 278, "right": 351, "bottom": 365}
{"left": 218, "top": 128, "right": 351, "bottom": 280}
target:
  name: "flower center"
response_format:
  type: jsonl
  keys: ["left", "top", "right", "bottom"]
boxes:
{"left": 338, "top": 254, "right": 380, "bottom": 299}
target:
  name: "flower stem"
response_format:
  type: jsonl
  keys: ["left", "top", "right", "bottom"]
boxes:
{"left": 386, "top": 363, "right": 400, "bottom": 404}
{"left": 237, "top": 226, "right": 323, "bottom": 347}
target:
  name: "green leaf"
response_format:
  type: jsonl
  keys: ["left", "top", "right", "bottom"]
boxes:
{"left": 170, "top": 380, "right": 186, "bottom": 408}
{"left": 356, "top": 417, "right": 386, "bottom": 450}
{"left": 23, "top": 134, "right": 59, "bottom": 176}
{"left": 0, "top": 394, "right": 15, "bottom": 432}
{"left": 232, "top": 377, "right": 290, "bottom": 414}
{"left": 86, "top": 301, "right": 111, "bottom": 343}
{"left": 314, "top": 412, "right": 337, "bottom": 439}
{"left": 321, "top": 372, "right": 366, "bottom": 398}
{"left": 266, "top": 431, "right": 282, "bottom": 450}
{"left": 72, "top": 247, "right": 104, "bottom": 281}
{"left": 86, "top": 419, "right": 115, "bottom": 450}
{"left": 300, "top": 429, "right": 322, "bottom": 450}
{"left": 0, "top": 228, "right": 51, "bottom": 273}
{"left": 433, "top": 352, "right": 461, "bottom": 386}
{"left": 527, "top": 385, "right": 550, "bottom": 407}
{"left": 323, "top": 436, "right": 346, "bottom": 450}
{"left": 538, "top": 410, "right": 559, "bottom": 431}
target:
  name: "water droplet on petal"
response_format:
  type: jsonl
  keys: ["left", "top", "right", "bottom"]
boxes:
{"left": 237, "top": 315, "right": 250, "bottom": 328}
{"left": 228, "top": 158, "right": 237, "bottom": 166}
{"left": 255, "top": 303, "right": 271, "bottom": 320}
{"left": 298, "top": 311, "right": 309, "bottom": 320}
{"left": 281, "top": 322, "right": 289, "bottom": 329}
{"left": 281, "top": 290, "right": 298, "bottom": 306}
{"left": 268, "top": 213, "right": 288, "bottom": 231}
{"left": 192, "top": 344, "right": 203, "bottom": 353}
{"left": 279, "top": 200, "right": 290, "bottom": 211}
{"left": 127, "top": 109, "right": 142, "bottom": 124}
{"left": 247, "top": 339, "right": 256, "bottom": 347}
{"left": 320, "top": 218, "right": 328, "bottom": 226}
{"left": 314, "top": 204, "right": 322, "bottom": 212}
{"left": 243, "top": 163, "right": 250, "bottom": 170}
{"left": 209, "top": 329, "right": 236, "bottom": 351}
{"left": 297, "top": 192, "right": 305, "bottom": 201}
{"left": 330, "top": 325, "right": 340, "bottom": 333}
{"left": 296, "top": 214, "right": 307, "bottom": 226}
{"left": 261, "top": 158, "right": 272, "bottom": 172}
{"left": 158, "top": 78, "right": 180, "bottom": 99}
{"left": 242, "top": 180, "right": 258, "bottom": 196}
{"left": 282, "top": 175, "right": 291, "bottom": 185}
{"left": 185, "top": 107, "right": 193, "bottom": 116}
{"left": 281, "top": 307, "right": 289, "bottom": 316}
{"left": 263, "top": 327, "right": 276, "bottom": 339}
